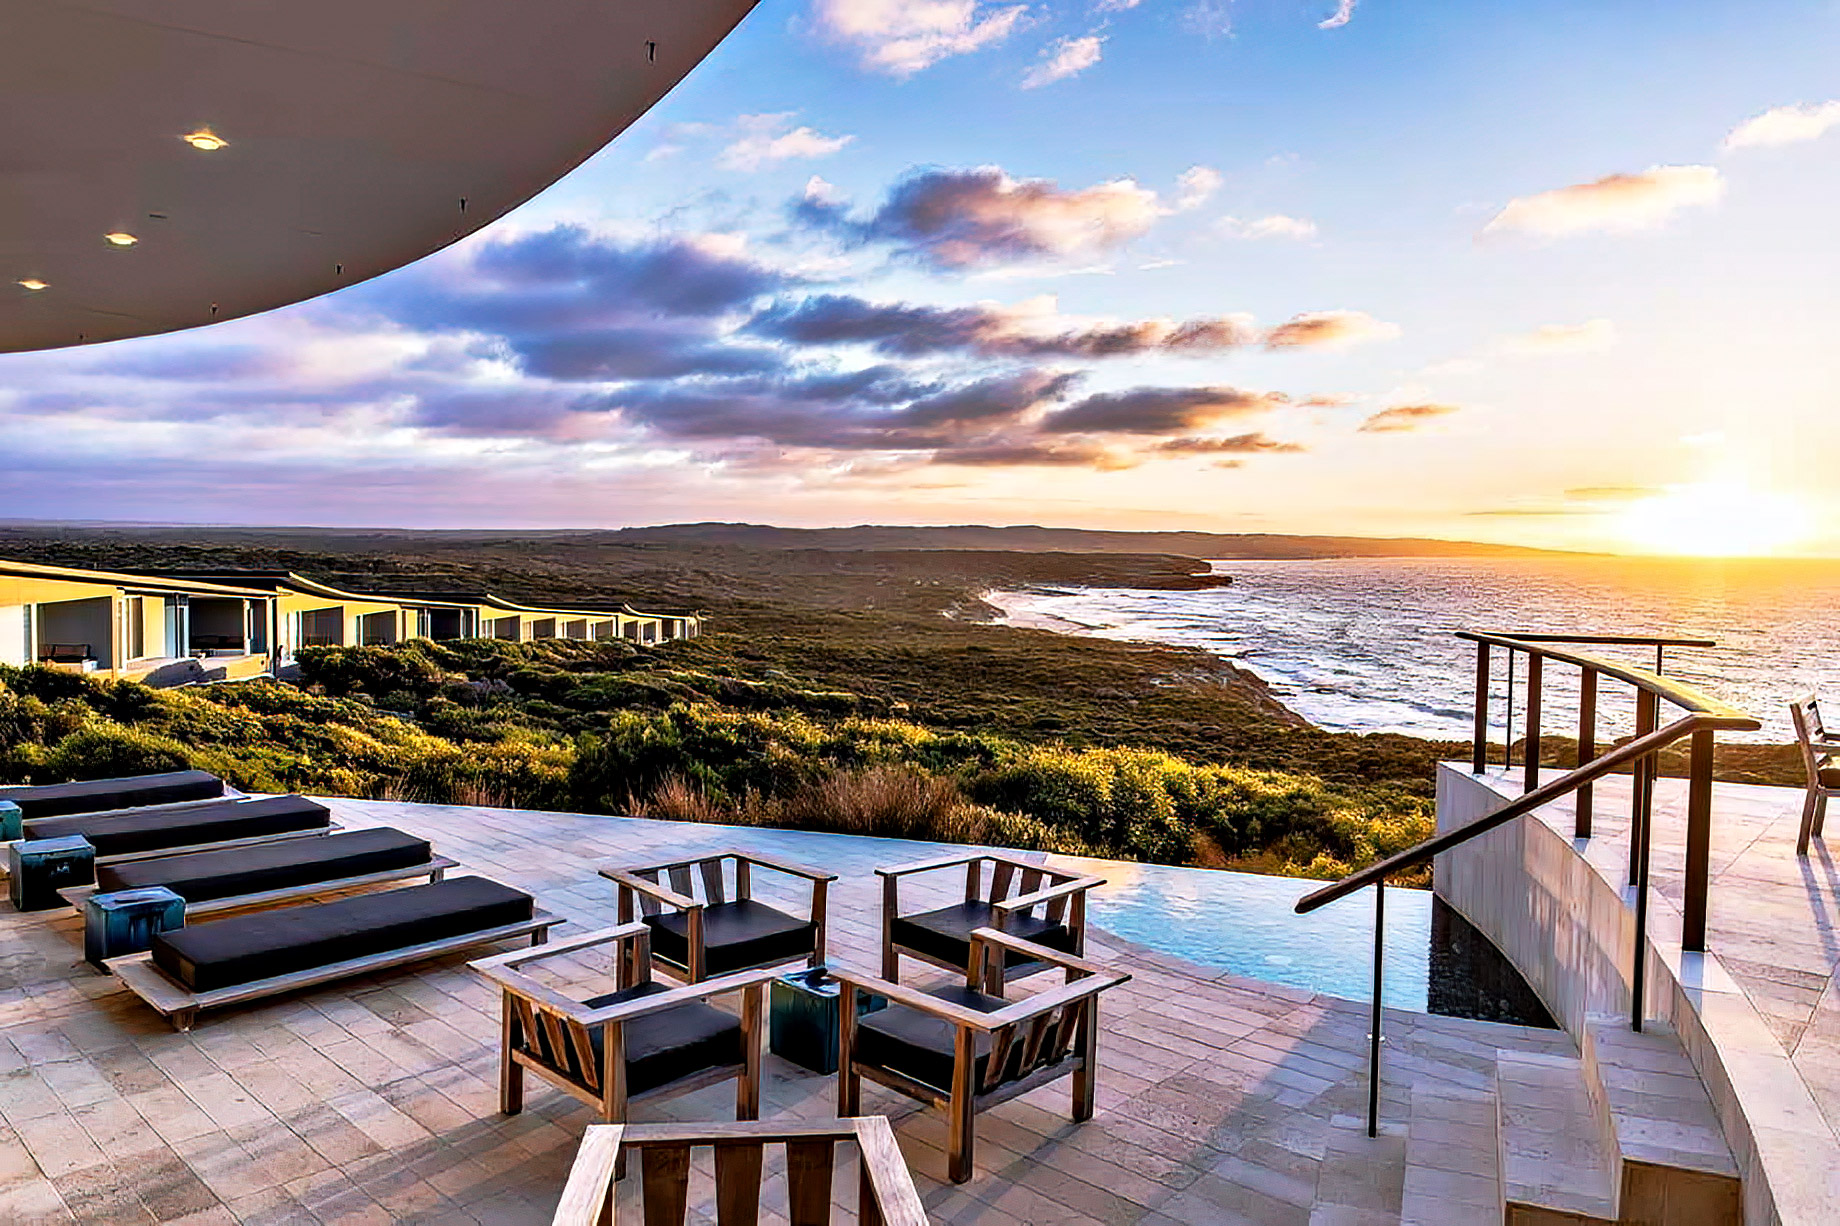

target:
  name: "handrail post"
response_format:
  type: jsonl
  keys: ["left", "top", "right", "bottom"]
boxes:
{"left": 1523, "top": 653, "right": 1543, "bottom": 792}
{"left": 1683, "top": 728, "right": 1714, "bottom": 951}
{"left": 1576, "top": 667, "right": 1597, "bottom": 838}
{"left": 1632, "top": 784, "right": 1650, "bottom": 1033}
{"left": 1471, "top": 642, "right": 1490, "bottom": 774}
{"left": 1629, "top": 689, "right": 1658, "bottom": 887}
{"left": 1368, "top": 879, "right": 1384, "bottom": 1138}
{"left": 1504, "top": 651, "right": 1516, "bottom": 770}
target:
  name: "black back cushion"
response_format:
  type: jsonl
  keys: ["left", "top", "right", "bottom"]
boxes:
{"left": 0, "top": 770, "right": 223, "bottom": 819}
{"left": 95, "top": 827, "right": 432, "bottom": 902}
{"left": 151, "top": 876, "right": 533, "bottom": 992}
{"left": 25, "top": 795, "right": 330, "bottom": 857}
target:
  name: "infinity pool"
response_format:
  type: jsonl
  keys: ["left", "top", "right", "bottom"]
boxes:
{"left": 659, "top": 822, "right": 1553, "bottom": 1026}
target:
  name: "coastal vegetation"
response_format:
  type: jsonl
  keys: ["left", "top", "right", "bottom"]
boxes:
{"left": 0, "top": 523, "right": 1802, "bottom": 881}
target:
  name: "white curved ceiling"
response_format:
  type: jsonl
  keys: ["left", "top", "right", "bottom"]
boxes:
{"left": 0, "top": 0, "right": 758, "bottom": 353}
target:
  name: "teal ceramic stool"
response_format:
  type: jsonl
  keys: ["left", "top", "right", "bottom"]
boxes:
{"left": 9, "top": 835, "right": 95, "bottom": 912}
{"left": 769, "top": 967, "right": 887, "bottom": 1074}
{"left": 85, "top": 887, "right": 186, "bottom": 968}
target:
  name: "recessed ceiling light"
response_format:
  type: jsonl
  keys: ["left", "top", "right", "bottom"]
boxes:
{"left": 104, "top": 232, "right": 138, "bottom": 247}
{"left": 182, "top": 130, "right": 228, "bottom": 151}
{"left": 17, "top": 279, "right": 48, "bottom": 291}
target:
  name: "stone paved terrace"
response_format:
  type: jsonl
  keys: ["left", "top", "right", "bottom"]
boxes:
{"left": 0, "top": 799, "right": 1580, "bottom": 1224}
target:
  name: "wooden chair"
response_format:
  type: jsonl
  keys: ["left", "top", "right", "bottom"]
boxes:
{"left": 600, "top": 850, "right": 835, "bottom": 983}
{"left": 470, "top": 923, "right": 775, "bottom": 1138}
{"left": 877, "top": 851, "right": 1104, "bottom": 986}
{"left": 835, "top": 928, "right": 1130, "bottom": 1184}
{"left": 1791, "top": 696, "right": 1840, "bottom": 855}
{"left": 550, "top": 1118, "right": 927, "bottom": 1226}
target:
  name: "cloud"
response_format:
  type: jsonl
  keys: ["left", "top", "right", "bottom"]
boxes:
{"left": 1176, "top": 167, "right": 1223, "bottom": 211}
{"left": 1022, "top": 35, "right": 1105, "bottom": 89}
{"left": 1318, "top": 0, "right": 1356, "bottom": 28}
{"left": 1483, "top": 166, "right": 1723, "bottom": 238}
{"left": 800, "top": 166, "right": 1164, "bottom": 269}
{"left": 1565, "top": 485, "right": 1657, "bottom": 503}
{"left": 1152, "top": 432, "right": 1305, "bottom": 455}
{"left": 932, "top": 440, "right": 1131, "bottom": 468}
{"left": 747, "top": 292, "right": 1257, "bottom": 358}
{"left": 813, "top": 0, "right": 1027, "bottom": 77}
{"left": 1494, "top": 319, "right": 1617, "bottom": 356}
{"left": 719, "top": 114, "right": 855, "bottom": 171}
{"left": 1723, "top": 101, "right": 1840, "bottom": 151}
{"left": 1359, "top": 403, "right": 1459, "bottom": 433}
{"left": 1218, "top": 214, "right": 1318, "bottom": 241}
{"left": 1263, "top": 309, "right": 1400, "bottom": 349}
{"left": 1042, "top": 385, "right": 1286, "bottom": 434}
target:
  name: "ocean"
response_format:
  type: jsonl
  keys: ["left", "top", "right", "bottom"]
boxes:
{"left": 985, "top": 556, "right": 1840, "bottom": 743}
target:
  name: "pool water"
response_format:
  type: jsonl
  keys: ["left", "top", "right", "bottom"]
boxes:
{"left": 649, "top": 821, "right": 1554, "bottom": 1027}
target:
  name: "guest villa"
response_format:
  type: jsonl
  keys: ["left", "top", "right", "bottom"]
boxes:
{"left": 0, "top": 558, "right": 699, "bottom": 686}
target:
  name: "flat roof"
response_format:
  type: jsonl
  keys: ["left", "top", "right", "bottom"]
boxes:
{"left": 0, "top": 557, "right": 272, "bottom": 599}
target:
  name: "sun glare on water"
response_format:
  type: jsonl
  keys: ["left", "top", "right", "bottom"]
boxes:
{"left": 1616, "top": 481, "right": 1808, "bottom": 557}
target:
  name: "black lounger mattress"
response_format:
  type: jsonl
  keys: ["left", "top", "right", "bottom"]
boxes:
{"left": 0, "top": 770, "right": 223, "bottom": 820}
{"left": 150, "top": 876, "right": 534, "bottom": 992}
{"left": 94, "top": 827, "right": 433, "bottom": 902}
{"left": 24, "top": 794, "right": 330, "bottom": 857}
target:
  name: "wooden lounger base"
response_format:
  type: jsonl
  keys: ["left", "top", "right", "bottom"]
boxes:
{"left": 59, "top": 855, "right": 457, "bottom": 915}
{"left": 106, "top": 909, "right": 564, "bottom": 1032}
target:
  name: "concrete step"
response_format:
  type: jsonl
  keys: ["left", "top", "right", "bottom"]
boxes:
{"left": 1495, "top": 1050, "right": 1619, "bottom": 1224}
{"left": 1401, "top": 1083, "right": 1501, "bottom": 1226}
{"left": 1580, "top": 1015, "right": 1742, "bottom": 1225}
{"left": 1309, "top": 1113, "right": 1408, "bottom": 1226}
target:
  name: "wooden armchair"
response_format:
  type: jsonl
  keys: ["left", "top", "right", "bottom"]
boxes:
{"left": 835, "top": 928, "right": 1130, "bottom": 1183}
{"left": 601, "top": 850, "right": 835, "bottom": 983}
{"left": 470, "top": 923, "right": 773, "bottom": 1137}
{"left": 1791, "top": 696, "right": 1840, "bottom": 855}
{"left": 550, "top": 1118, "right": 927, "bottom": 1226}
{"left": 877, "top": 851, "right": 1104, "bottom": 986}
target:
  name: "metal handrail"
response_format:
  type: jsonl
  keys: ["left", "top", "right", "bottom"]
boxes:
{"left": 1454, "top": 632, "right": 1750, "bottom": 722}
{"left": 1293, "top": 628, "right": 1758, "bottom": 1139}
{"left": 1295, "top": 713, "right": 1740, "bottom": 913}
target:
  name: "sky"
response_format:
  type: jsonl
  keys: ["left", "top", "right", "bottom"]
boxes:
{"left": 4, "top": 0, "right": 1840, "bottom": 554}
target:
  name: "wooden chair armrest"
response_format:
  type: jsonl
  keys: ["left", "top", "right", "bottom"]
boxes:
{"left": 552, "top": 1125, "right": 624, "bottom": 1226}
{"left": 598, "top": 867, "right": 698, "bottom": 912}
{"left": 578, "top": 966, "right": 780, "bottom": 1025}
{"left": 991, "top": 875, "right": 1105, "bottom": 914}
{"left": 1810, "top": 741, "right": 1840, "bottom": 756}
{"left": 985, "top": 970, "right": 1130, "bottom": 1027}
{"left": 968, "top": 927, "right": 1118, "bottom": 978}
{"left": 874, "top": 851, "right": 983, "bottom": 879}
{"left": 470, "top": 923, "right": 647, "bottom": 974}
{"left": 733, "top": 850, "right": 838, "bottom": 883}
{"left": 828, "top": 968, "right": 1001, "bottom": 1031}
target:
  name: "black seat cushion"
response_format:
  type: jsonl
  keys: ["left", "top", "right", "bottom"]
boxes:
{"left": 151, "top": 876, "right": 532, "bottom": 992}
{"left": 891, "top": 901, "right": 1074, "bottom": 972}
{"left": 25, "top": 795, "right": 331, "bottom": 857}
{"left": 538, "top": 981, "right": 745, "bottom": 1096}
{"left": 643, "top": 899, "right": 816, "bottom": 977}
{"left": 0, "top": 770, "right": 222, "bottom": 820}
{"left": 854, "top": 984, "right": 1028, "bottom": 1091}
{"left": 95, "top": 827, "right": 432, "bottom": 902}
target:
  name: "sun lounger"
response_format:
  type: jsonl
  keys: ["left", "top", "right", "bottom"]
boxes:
{"left": 0, "top": 770, "right": 223, "bottom": 819}
{"left": 108, "top": 876, "right": 561, "bottom": 1030}
{"left": 60, "top": 827, "right": 453, "bottom": 916}
{"left": 24, "top": 794, "right": 332, "bottom": 860}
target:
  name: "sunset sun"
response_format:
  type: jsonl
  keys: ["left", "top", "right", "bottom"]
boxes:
{"left": 1616, "top": 481, "right": 1808, "bottom": 557}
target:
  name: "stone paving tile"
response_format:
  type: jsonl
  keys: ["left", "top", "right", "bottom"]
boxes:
{"left": 0, "top": 798, "right": 1598, "bottom": 1222}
